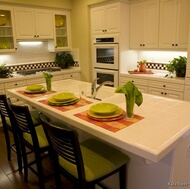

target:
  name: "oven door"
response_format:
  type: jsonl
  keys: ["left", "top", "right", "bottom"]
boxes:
{"left": 93, "top": 43, "right": 119, "bottom": 70}
{"left": 93, "top": 68, "right": 119, "bottom": 87}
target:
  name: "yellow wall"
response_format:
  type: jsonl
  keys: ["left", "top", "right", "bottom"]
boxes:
{"left": 71, "top": 0, "right": 111, "bottom": 81}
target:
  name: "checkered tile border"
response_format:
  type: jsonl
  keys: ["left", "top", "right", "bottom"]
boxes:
{"left": 7, "top": 61, "right": 79, "bottom": 72}
{"left": 138, "top": 62, "right": 166, "bottom": 70}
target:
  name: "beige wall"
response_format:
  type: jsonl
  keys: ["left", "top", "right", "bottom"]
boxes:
{"left": 71, "top": 0, "right": 111, "bottom": 81}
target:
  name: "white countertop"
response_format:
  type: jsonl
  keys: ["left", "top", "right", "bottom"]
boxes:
{"left": 0, "top": 67, "right": 81, "bottom": 82}
{"left": 7, "top": 79, "right": 190, "bottom": 163}
{"left": 120, "top": 71, "right": 185, "bottom": 84}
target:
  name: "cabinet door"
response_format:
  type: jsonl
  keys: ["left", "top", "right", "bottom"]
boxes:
{"left": 48, "top": 11, "right": 71, "bottom": 51}
{"left": 130, "top": 2, "right": 144, "bottom": 48}
{"left": 0, "top": 7, "right": 17, "bottom": 52}
{"left": 35, "top": 10, "right": 54, "bottom": 39}
{"left": 159, "top": 0, "right": 188, "bottom": 49}
{"left": 14, "top": 8, "right": 36, "bottom": 39}
{"left": 130, "top": 0, "right": 159, "bottom": 49}
{"left": 105, "top": 4, "right": 120, "bottom": 33}
{"left": 91, "top": 6, "right": 105, "bottom": 34}
{"left": 175, "top": 0, "right": 189, "bottom": 48}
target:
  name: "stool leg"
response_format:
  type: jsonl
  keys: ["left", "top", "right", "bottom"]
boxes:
{"left": 119, "top": 165, "right": 127, "bottom": 189}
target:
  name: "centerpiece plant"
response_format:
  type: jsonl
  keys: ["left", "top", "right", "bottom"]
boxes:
{"left": 165, "top": 56, "right": 187, "bottom": 78}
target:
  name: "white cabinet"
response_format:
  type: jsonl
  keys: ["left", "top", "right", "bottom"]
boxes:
{"left": 48, "top": 10, "right": 71, "bottom": 51}
{"left": 148, "top": 80, "right": 184, "bottom": 99}
{"left": 130, "top": 0, "right": 159, "bottom": 49}
{"left": 0, "top": 6, "right": 17, "bottom": 52}
{"left": 120, "top": 75, "right": 149, "bottom": 93}
{"left": 159, "top": 0, "right": 189, "bottom": 49}
{"left": 14, "top": 8, "right": 54, "bottom": 40}
{"left": 91, "top": 3, "right": 120, "bottom": 34}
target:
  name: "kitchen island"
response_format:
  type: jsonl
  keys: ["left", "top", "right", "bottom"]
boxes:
{"left": 7, "top": 79, "right": 190, "bottom": 189}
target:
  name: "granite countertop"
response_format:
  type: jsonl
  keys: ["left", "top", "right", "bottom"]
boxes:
{"left": 7, "top": 79, "right": 190, "bottom": 163}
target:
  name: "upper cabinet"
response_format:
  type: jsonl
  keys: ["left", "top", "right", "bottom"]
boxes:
{"left": 0, "top": 6, "right": 17, "bottom": 52}
{"left": 14, "top": 8, "right": 54, "bottom": 40}
{"left": 48, "top": 10, "right": 71, "bottom": 51}
{"left": 91, "top": 3, "right": 120, "bottom": 34}
{"left": 159, "top": 0, "right": 189, "bottom": 49}
{"left": 130, "top": 0, "right": 159, "bottom": 49}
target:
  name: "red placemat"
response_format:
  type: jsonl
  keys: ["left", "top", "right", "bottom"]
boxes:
{"left": 74, "top": 110, "right": 144, "bottom": 133}
{"left": 38, "top": 98, "right": 93, "bottom": 112}
{"left": 17, "top": 90, "right": 57, "bottom": 98}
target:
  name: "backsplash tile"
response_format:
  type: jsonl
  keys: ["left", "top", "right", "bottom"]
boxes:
{"left": 138, "top": 62, "right": 167, "bottom": 70}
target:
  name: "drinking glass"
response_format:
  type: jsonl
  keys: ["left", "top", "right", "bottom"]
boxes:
{"left": 125, "top": 95, "right": 135, "bottom": 119}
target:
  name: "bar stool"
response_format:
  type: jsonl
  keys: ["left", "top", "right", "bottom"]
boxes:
{"left": 39, "top": 112, "right": 130, "bottom": 189}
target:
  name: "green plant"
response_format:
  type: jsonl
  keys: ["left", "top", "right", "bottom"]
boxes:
{"left": 0, "top": 64, "right": 12, "bottom": 78}
{"left": 55, "top": 52, "right": 75, "bottom": 69}
{"left": 165, "top": 56, "right": 187, "bottom": 77}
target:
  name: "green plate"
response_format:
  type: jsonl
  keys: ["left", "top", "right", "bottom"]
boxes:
{"left": 52, "top": 92, "right": 75, "bottom": 102}
{"left": 24, "top": 88, "right": 47, "bottom": 94}
{"left": 26, "top": 85, "right": 44, "bottom": 91}
{"left": 48, "top": 98, "right": 78, "bottom": 106}
{"left": 89, "top": 103, "right": 118, "bottom": 115}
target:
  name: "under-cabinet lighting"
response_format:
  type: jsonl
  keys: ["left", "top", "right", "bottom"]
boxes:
{"left": 18, "top": 41, "right": 43, "bottom": 46}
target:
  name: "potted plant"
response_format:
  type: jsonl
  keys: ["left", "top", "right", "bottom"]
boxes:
{"left": 0, "top": 64, "right": 12, "bottom": 78}
{"left": 165, "top": 56, "right": 187, "bottom": 77}
{"left": 139, "top": 60, "right": 147, "bottom": 72}
{"left": 55, "top": 52, "right": 75, "bottom": 69}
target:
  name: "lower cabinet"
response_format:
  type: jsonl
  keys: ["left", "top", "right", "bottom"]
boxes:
{"left": 120, "top": 75, "right": 148, "bottom": 93}
{"left": 120, "top": 74, "right": 185, "bottom": 100}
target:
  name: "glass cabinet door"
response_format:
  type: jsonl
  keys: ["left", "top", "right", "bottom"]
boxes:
{"left": 0, "top": 8, "right": 16, "bottom": 52}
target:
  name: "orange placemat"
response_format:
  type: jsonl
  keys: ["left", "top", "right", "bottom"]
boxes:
{"left": 38, "top": 98, "right": 93, "bottom": 112}
{"left": 74, "top": 110, "right": 144, "bottom": 133}
{"left": 17, "top": 90, "right": 57, "bottom": 98}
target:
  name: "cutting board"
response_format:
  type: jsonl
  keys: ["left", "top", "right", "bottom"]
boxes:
{"left": 128, "top": 70, "right": 154, "bottom": 74}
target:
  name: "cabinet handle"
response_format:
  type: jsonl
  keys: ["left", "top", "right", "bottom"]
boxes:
{"left": 15, "top": 84, "right": 17, "bottom": 86}
{"left": 131, "top": 80, "right": 134, "bottom": 82}
{"left": 140, "top": 44, "right": 142, "bottom": 46}
{"left": 70, "top": 75, "right": 73, "bottom": 77}
{"left": 15, "top": 48, "right": 17, "bottom": 50}
{"left": 175, "top": 44, "right": 178, "bottom": 46}
{"left": 143, "top": 44, "right": 145, "bottom": 46}
{"left": 37, "top": 35, "right": 39, "bottom": 37}
{"left": 102, "top": 30, "right": 105, "bottom": 32}
{"left": 161, "top": 92, "right": 163, "bottom": 94}
{"left": 172, "top": 44, "right": 175, "bottom": 46}
{"left": 164, "top": 93, "right": 167, "bottom": 95}
{"left": 105, "top": 30, "right": 107, "bottom": 32}
{"left": 34, "top": 35, "right": 36, "bottom": 37}
{"left": 163, "top": 85, "right": 166, "bottom": 87}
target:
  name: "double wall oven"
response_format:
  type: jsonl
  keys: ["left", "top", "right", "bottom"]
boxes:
{"left": 92, "top": 35, "right": 119, "bottom": 87}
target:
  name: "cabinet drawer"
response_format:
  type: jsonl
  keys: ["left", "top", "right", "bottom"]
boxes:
{"left": 0, "top": 83, "right": 4, "bottom": 89}
{"left": 4, "top": 80, "right": 27, "bottom": 89}
{"left": 120, "top": 76, "right": 148, "bottom": 86}
{"left": 149, "top": 80, "right": 184, "bottom": 92}
{"left": 52, "top": 75, "right": 63, "bottom": 81}
{"left": 63, "top": 73, "right": 79, "bottom": 79}
{"left": 26, "top": 77, "right": 44, "bottom": 85}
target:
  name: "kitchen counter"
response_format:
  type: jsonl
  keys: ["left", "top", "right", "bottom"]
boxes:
{"left": 7, "top": 79, "right": 190, "bottom": 189}
{"left": 3, "top": 67, "right": 81, "bottom": 81}
{"left": 121, "top": 71, "right": 185, "bottom": 84}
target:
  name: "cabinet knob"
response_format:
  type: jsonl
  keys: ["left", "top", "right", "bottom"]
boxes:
{"left": 37, "top": 35, "right": 39, "bottom": 37}
{"left": 131, "top": 80, "right": 134, "bottom": 82}
{"left": 172, "top": 44, "right": 175, "bottom": 46}
{"left": 143, "top": 44, "right": 145, "bottom": 46}
{"left": 164, "top": 93, "right": 167, "bottom": 95}
{"left": 34, "top": 35, "right": 36, "bottom": 37}
{"left": 161, "top": 92, "right": 163, "bottom": 94}
{"left": 140, "top": 44, "right": 142, "bottom": 46}
{"left": 15, "top": 84, "right": 17, "bottom": 86}
{"left": 175, "top": 44, "right": 178, "bottom": 46}
{"left": 163, "top": 85, "right": 166, "bottom": 87}
{"left": 70, "top": 75, "right": 73, "bottom": 77}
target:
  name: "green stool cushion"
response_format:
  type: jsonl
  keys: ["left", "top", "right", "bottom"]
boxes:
{"left": 23, "top": 125, "right": 49, "bottom": 148}
{"left": 30, "top": 110, "right": 41, "bottom": 126}
{"left": 58, "top": 139, "right": 129, "bottom": 182}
